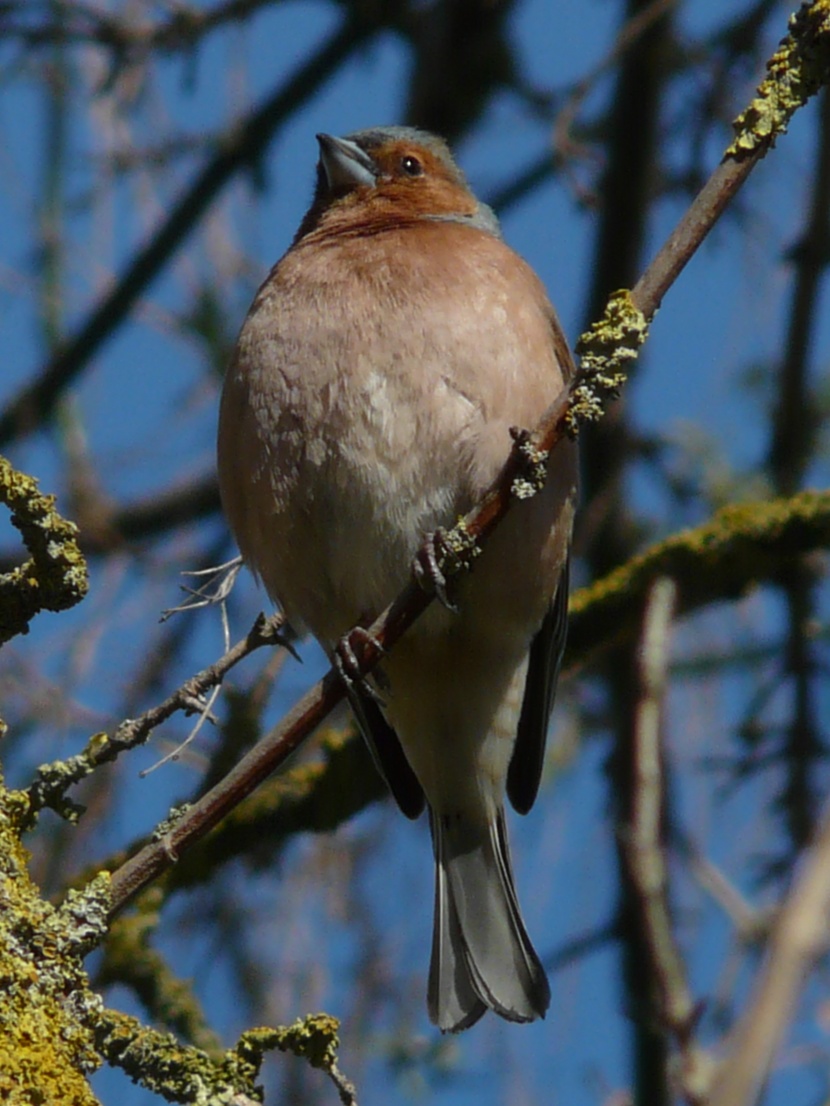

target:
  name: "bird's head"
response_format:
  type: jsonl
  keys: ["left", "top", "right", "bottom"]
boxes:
{"left": 293, "top": 126, "right": 501, "bottom": 242}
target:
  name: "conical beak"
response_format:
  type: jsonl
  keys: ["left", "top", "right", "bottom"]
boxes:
{"left": 316, "top": 133, "right": 377, "bottom": 190}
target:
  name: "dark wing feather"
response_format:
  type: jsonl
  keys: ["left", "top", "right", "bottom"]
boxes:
{"left": 507, "top": 556, "right": 570, "bottom": 815}
{"left": 347, "top": 687, "right": 426, "bottom": 819}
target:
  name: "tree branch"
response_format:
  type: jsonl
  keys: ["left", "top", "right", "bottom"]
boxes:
{"left": 3, "top": 0, "right": 285, "bottom": 57}
{"left": 624, "top": 579, "right": 713, "bottom": 1104}
{"left": 98, "top": 0, "right": 830, "bottom": 919}
{"left": 707, "top": 793, "right": 830, "bottom": 1106}
{"left": 0, "top": 454, "right": 88, "bottom": 646}
{"left": 0, "top": 18, "right": 371, "bottom": 447}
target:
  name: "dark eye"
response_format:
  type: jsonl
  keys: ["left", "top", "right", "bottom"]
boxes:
{"left": 401, "top": 155, "right": 424, "bottom": 177}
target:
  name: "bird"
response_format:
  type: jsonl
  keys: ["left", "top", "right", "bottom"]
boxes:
{"left": 217, "top": 126, "right": 578, "bottom": 1032}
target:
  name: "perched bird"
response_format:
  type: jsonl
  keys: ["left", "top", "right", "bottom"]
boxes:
{"left": 218, "top": 127, "right": 577, "bottom": 1031}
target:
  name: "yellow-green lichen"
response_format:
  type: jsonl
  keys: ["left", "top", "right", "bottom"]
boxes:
{"left": 2, "top": 757, "right": 354, "bottom": 1104}
{"left": 26, "top": 731, "right": 128, "bottom": 827}
{"left": 152, "top": 803, "right": 194, "bottom": 842}
{"left": 93, "top": 1009, "right": 350, "bottom": 1105}
{"left": 236, "top": 1015, "right": 355, "bottom": 1105}
{"left": 94, "top": 1009, "right": 263, "bottom": 1105}
{"left": 567, "top": 489, "right": 830, "bottom": 663}
{"left": 440, "top": 518, "right": 483, "bottom": 574}
{"left": 728, "top": 0, "right": 830, "bottom": 157}
{"left": 510, "top": 432, "right": 550, "bottom": 500}
{"left": 100, "top": 890, "right": 221, "bottom": 1054}
{"left": 0, "top": 777, "right": 110, "bottom": 1105}
{"left": 237, "top": 1013, "right": 340, "bottom": 1072}
{"left": 0, "top": 455, "right": 88, "bottom": 647}
{"left": 568, "top": 290, "right": 649, "bottom": 435}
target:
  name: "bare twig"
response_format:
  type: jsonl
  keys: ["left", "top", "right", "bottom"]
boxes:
{"left": 141, "top": 561, "right": 242, "bottom": 775}
{"left": 160, "top": 558, "right": 242, "bottom": 621}
{"left": 112, "top": 612, "right": 284, "bottom": 752}
{"left": 328, "top": 1060, "right": 360, "bottom": 1106}
{"left": 26, "top": 611, "right": 290, "bottom": 821}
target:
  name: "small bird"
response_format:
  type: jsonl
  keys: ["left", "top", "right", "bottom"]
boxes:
{"left": 218, "top": 127, "right": 577, "bottom": 1031}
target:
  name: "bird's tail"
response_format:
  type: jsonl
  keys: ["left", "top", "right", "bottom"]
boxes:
{"left": 427, "top": 807, "right": 551, "bottom": 1032}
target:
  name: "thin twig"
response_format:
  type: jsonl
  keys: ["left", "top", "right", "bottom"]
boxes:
{"left": 328, "top": 1061, "right": 359, "bottom": 1106}
{"left": 141, "top": 564, "right": 240, "bottom": 775}
{"left": 26, "top": 611, "right": 289, "bottom": 819}
{"left": 160, "top": 558, "right": 242, "bottom": 621}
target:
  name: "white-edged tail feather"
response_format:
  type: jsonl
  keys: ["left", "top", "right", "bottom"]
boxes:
{"left": 427, "top": 807, "right": 551, "bottom": 1032}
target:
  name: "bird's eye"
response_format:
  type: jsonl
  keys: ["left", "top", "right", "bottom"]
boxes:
{"left": 401, "top": 155, "right": 424, "bottom": 177}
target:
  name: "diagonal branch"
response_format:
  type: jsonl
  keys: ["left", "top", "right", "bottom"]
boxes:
{"left": 104, "top": 0, "right": 830, "bottom": 917}
{"left": 0, "top": 18, "right": 371, "bottom": 447}
{"left": 58, "top": 487, "right": 828, "bottom": 902}
{"left": 25, "top": 610, "right": 289, "bottom": 824}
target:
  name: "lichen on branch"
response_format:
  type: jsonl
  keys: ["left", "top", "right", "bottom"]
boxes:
{"left": 0, "top": 775, "right": 109, "bottom": 1105}
{"left": 0, "top": 455, "right": 88, "bottom": 647}
{"left": 728, "top": 0, "right": 830, "bottom": 157}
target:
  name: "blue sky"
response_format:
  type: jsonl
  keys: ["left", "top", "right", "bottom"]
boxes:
{"left": 2, "top": 1, "right": 830, "bottom": 1103}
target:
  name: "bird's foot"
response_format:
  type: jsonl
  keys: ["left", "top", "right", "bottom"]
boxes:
{"left": 334, "top": 625, "right": 387, "bottom": 704}
{"left": 413, "top": 528, "right": 460, "bottom": 612}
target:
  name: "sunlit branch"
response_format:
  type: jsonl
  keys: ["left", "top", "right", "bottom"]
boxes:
{"left": 103, "top": 0, "right": 830, "bottom": 919}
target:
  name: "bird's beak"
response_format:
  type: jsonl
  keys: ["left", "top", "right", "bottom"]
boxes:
{"left": 317, "top": 133, "right": 377, "bottom": 190}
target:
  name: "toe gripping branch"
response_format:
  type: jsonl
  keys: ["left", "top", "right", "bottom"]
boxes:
{"left": 410, "top": 426, "right": 547, "bottom": 614}
{"left": 334, "top": 625, "right": 388, "bottom": 704}
{"left": 333, "top": 423, "right": 549, "bottom": 697}
{"left": 413, "top": 529, "right": 457, "bottom": 611}
{"left": 413, "top": 524, "right": 483, "bottom": 613}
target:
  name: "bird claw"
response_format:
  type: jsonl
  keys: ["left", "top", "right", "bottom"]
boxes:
{"left": 334, "top": 626, "right": 387, "bottom": 704}
{"left": 414, "top": 529, "right": 459, "bottom": 613}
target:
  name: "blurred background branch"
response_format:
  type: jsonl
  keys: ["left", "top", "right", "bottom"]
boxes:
{"left": 2, "top": 2, "right": 830, "bottom": 1104}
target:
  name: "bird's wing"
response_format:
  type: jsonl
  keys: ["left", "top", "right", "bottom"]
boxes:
{"left": 507, "top": 556, "right": 570, "bottom": 815}
{"left": 347, "top": 686, "right": 426, "bottom": 819}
